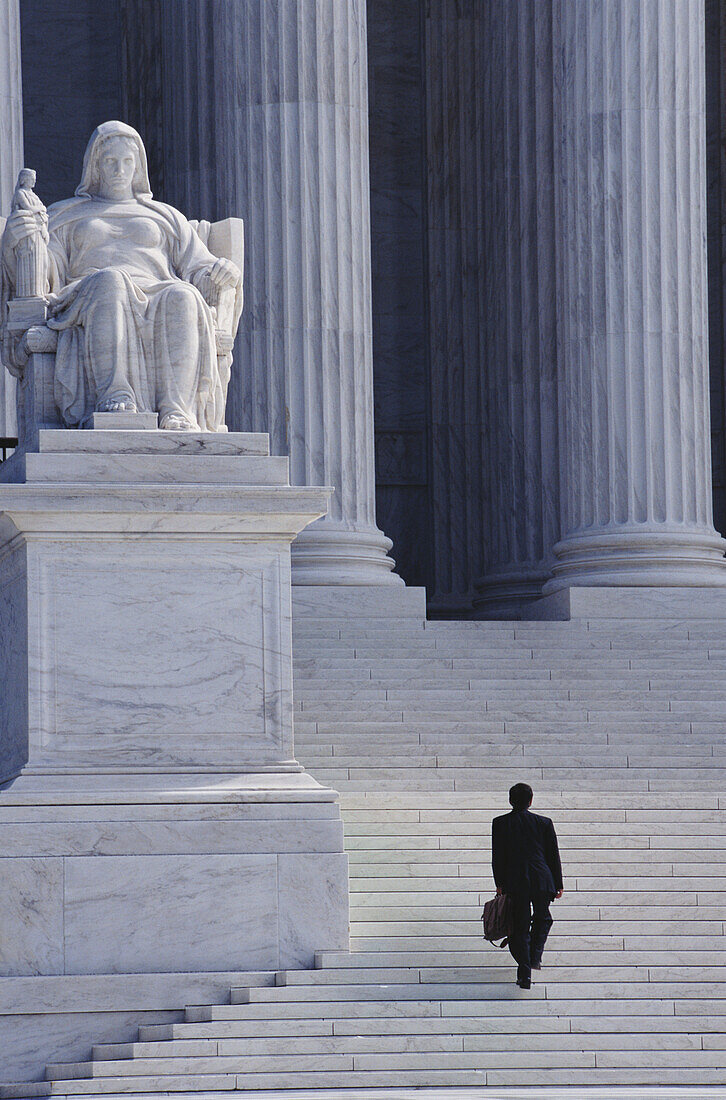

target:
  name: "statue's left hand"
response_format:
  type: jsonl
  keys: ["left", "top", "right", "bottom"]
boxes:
{"left": 206, "top": 257, "right": 241, "bottom": 290}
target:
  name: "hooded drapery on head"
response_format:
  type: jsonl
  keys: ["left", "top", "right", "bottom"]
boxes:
{"left": 75, "top": 121, "right": 153, "bottom": 200}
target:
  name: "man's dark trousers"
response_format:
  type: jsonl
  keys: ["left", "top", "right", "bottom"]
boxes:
{"left": 508, "top": 891, "right": 554, "bottom": 984}
{"left": 491, "top": 807, "right": 562, "bottom": 983}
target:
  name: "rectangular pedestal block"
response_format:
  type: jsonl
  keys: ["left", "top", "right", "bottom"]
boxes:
{"left": 0, "top": 798, "right": 348, "bottom": 979}
{"left": 0, "top": 428, "right": 349, "bottom": 1083}
{"left": 11, "top": 538, "right": 294, "bottom": 772}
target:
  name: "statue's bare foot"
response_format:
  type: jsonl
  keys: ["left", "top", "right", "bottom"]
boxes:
{"left": 160, "top": 413, "right": 196, "bottom": 431}
{"left": 97, "top": 397, "right": 137, "bottom": 414}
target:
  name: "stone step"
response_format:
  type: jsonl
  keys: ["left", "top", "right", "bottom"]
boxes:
{"left": 339, "top": 791, "right": 724, "bottom": 808}
{"left": 315, "top": 775, "right": 722, "bottom": 792}
{"left": 185, "top": 994, "right": 697, "bottom": 1022}
{"left": 272, "top": 963, "right": 726, "bottom": 986}
{"left": 230, "top": 979, "right": 726, "bottom": 1004}
{"left": 301, "top": 718, "right": 709, "bottom": 735}
{"left": 6, "top": 1065, "right": 726, "bottom": 1095}
{"left": 86, "top": 1028, "right": 711, "bottom": 1064}
{"left": 349, "top": 920, "right": 724, "bottom": 937}
{"left": 348, "top": 933, "right": 724, "bottom": 952}
{"left": 316, "top": 944, "right": 726, "bottom": 964}
{"left": 349, "top": 862, "right": 726, "bottom": 880}
{"left": 137, "top": 1010, "right": 726, "bottom": 1042}
{"left": 342, "top": 817, "right": 726, "bottom": 835}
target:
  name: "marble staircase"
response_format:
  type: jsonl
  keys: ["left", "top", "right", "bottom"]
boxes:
{"left": 4, "top": 612, "right": 726, "bottom": 1093}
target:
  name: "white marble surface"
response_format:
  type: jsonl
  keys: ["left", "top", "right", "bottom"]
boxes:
{"left": 292, "top": 585, "right": 426, "bottom": 620}
{"left": 0, "top": 857, "right": 63, "bottom": 976}
{"left": 25, "top": 542, "right": 290, "bottom": 765}
{"left": 34, "top": 428, "right": 270, "bottom": 456}
{"left": 534, "top": 585, "right": 726, "bottom": 621}
{"left": 21, "top": 451, "right": 288, "bottom": 485}
{"left": 278, "top": 853, "right": 350, "bottom": 969}
{"left": 0, "top": 0, "right": 22, "bottom": 439}
{"left": 64, "top": 854, "right": 278, "bottom": 974}
{"left": 548, "top": 0, "right": 726, "bottom": 590}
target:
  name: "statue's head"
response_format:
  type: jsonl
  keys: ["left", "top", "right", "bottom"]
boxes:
{"left": 18, "top": 168, "right": 36, "bottom": 189}
{"left": 76, "top": 121, "right": 152, "bottom": 201}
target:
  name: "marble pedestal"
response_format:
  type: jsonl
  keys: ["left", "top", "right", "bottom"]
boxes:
{"left": 0, "top": 428, "right": 349, "bottom": 1080}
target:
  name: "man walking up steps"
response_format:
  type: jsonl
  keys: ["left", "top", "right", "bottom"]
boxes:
{"left": 491, "top": 783, "right": 564, "bottom": 989}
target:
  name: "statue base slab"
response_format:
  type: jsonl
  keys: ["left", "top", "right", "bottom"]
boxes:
{"left": 90, "top": 410, "right": 158, "bottom": 430}
{"left": 0, "top": 428, "right": 347, "bottom": 1080}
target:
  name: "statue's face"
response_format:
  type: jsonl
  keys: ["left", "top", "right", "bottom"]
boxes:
{"left": 97, "top": 137, "right": 137, "bottom": 200}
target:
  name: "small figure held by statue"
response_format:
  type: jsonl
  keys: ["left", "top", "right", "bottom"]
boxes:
{"left": 9, "top": 169, "right": 49, "bottom": 300}
{"left": 0, "top": 121, "right": 244, "bottom": 433}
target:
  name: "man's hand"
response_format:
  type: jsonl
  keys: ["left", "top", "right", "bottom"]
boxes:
{"left": 495, "top": 886, "right": 503, "bottom": 896}
{"left": 207, "top": 256, "right": 241, "bottom": 289}
{"left": 555, "top": 889, "right": 563, "bottom": 900}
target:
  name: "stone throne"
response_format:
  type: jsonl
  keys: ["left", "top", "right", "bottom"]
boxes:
{"left": 0, "top": 128, "right": 348, "bottom": 1083}
{"left": 0, "top": 213, "right": 244, "bottom": 447}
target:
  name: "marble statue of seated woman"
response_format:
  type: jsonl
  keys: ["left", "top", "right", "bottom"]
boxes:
{"left": 1, "top": 121, "right": 242, "bottom": 431}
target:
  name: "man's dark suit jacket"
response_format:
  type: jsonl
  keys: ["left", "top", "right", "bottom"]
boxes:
{"left": 491, "top": 809, "right": 563, "bottom": 898}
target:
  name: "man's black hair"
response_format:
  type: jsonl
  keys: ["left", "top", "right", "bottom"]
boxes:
{"left": 509, "top": 782, "right": 533, "bottom": 811}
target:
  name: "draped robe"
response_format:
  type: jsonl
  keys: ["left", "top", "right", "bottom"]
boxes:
{"left": 45, "top": 195, "right": 227, "bottom": 431}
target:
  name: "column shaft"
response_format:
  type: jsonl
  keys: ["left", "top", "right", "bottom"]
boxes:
{"left": 423, "top": 0, "right": 560, "bottom": 616}
{"left": 122, "top": 0, "right": 400, "bottom": 586}
{"left": 0, "top": 0, "right": 23, "bottom": 439}
{"left": 422, "top": 0, "right": 487, "bottom": 613}
{"left": 474, "top": 0, "right": 560, "bottom": 613}
{"left": 549, "top": 0, "right": 726, "bottom": 588}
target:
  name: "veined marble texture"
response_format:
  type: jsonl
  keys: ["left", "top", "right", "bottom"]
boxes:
{"left": 0, "top": 856, "right": 63, "bottom": 976}
{"left": 26, "top": 542, "right": 290, "bottom": 764}
{"left": 63, "top": 854, "right": 278, "bottom": 974}
{"left": 0, "top": 834, "right": 348, "bottom": 977}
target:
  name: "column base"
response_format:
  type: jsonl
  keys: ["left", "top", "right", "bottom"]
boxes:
{"left": 473, "top": 563, "right": 553, "bottom": 619}
{"left": 292, "top": 520, "right": 404, "bottom": 585}
{"left": 544, "top": 526, "right": 726, "bottom": 592}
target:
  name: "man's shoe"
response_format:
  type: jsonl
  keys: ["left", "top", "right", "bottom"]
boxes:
{"left": 531, "top": 963, "right": 542, "bottom": 970}
{"left": 516, "top": 977, "right": 531, "bottom": 989}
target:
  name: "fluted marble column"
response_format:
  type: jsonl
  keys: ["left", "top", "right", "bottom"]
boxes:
{"left": 548, "top": 0, "right": 726, "bottom": 590}
{"left": 122, "top": 0, "right": 400, "bottom": 586}
{"left": 0, "top": 0, "right": 23, "bottom": 439}
{"left": 422, "top": 0, "right": 487, "bottom": 613}
{"left": 473, "top": 0, "right": 560, "bottom": 614}
{"left": 423, "top": 0, "right": 560, "bottom": 617}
